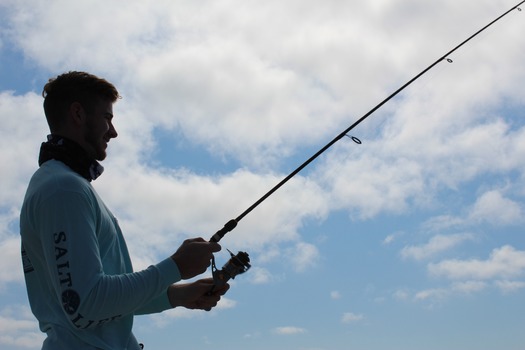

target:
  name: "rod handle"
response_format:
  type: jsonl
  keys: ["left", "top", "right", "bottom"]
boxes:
{"left": 209, "top": 219, "right": 238, "bottom": 242}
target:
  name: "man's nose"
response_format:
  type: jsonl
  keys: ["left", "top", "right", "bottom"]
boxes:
{"left": 109, "top": 122, "right": 118, "bottom": 138}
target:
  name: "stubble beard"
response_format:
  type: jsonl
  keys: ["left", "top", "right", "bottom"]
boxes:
{"left": 84, "top": 126, "right": 107, "bottom": 161}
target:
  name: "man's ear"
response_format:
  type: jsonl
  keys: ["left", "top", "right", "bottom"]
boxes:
{"left": 68, "top": 101, "right": 86, "bottom": 126}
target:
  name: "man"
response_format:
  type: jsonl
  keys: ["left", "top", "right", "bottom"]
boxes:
{"left": 20, "top": 71, "right": 229, "bottom": 349}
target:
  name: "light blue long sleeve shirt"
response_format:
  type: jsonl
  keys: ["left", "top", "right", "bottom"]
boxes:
{"left": 20, "top": 160, "right": 181, "bottom": 349}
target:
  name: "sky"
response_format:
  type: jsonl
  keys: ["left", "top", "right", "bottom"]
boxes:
{"left": 0, "top": 0, "right": 524, "bottom": 349}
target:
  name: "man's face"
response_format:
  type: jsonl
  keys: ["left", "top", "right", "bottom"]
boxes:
{"left": 82, "top": 98, "right": 118, "bottom": 161}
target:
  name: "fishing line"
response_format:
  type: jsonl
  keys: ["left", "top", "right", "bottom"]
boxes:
{"left": 210, "top": 0, "right": 524, "bottom": 243}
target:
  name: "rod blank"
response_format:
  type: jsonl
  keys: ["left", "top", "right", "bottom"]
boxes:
{"left": 209, "top": 0, "right": 524, "bottom": 242}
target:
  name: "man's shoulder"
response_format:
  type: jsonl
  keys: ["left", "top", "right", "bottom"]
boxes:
{"left": 21, "top": 160, "right": 99, "bottom": 221}
{"left": 29, "top": 160, "right": 92, "bottom": 195}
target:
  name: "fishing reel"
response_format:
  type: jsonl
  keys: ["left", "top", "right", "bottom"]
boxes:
{"left": 210, "top": 249, "right": 251, "bottom": 290}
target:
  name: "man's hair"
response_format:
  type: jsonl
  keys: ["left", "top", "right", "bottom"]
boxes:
{"left": 42, "top": 71, "right": 120, "bottom": 132}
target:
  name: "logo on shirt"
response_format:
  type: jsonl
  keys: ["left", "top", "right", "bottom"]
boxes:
{"left": 62, "top": 289, "right": 81, "bottom": 315}
{"left": 21, "top": 244, "right": 34, "bottom": 273}
{"left": 54, "top": 231, "right": 79, "bottom": 316}
{"left": 53, "top": 230, "right": 123, "bottom": 329}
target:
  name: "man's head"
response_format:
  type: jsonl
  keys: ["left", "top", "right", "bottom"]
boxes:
{"left": 42, "top": 71, "right": 120, "bottom": 160}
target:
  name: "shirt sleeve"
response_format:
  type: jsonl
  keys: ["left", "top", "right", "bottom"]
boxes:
{"left": 133, "top": 287, "right": 172, "bottom": 315}
{"left": 35, "top": 181, "right": 181, "bottom": 328}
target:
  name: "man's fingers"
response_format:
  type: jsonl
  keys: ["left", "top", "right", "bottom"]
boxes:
{"left": 209, "top": 242, "right": 221, "bottom": 253}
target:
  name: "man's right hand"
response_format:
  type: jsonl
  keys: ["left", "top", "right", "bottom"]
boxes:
{"left": 171, "top": 238, "right": 221, "bottom": 279}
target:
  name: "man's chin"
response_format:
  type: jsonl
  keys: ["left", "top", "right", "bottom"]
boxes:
{"left": 95, "top": 150, "right": 107, "bottom": 161}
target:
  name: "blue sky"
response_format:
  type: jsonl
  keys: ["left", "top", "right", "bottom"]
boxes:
{"left": 1, "top": 0, "right": 525, "bottom": 349}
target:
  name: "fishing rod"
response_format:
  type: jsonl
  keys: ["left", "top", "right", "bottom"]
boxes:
{"left": 208, "top": 1, "right": 524, "bottom": 283}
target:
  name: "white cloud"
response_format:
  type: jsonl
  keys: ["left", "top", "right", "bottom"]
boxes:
{"left": 414, "top": 288, "right": 448, "bottom": 301}
{"left": 5, "top": 0, "right": 523, "bottom": 174}
{"left": 0, "top": 92, "right": 45, "bottom": 208}
{"left": 419, "top": 188, "right": 525, "bottom": 239}
{"left": 0, "top": 305, "right": 44, "bottom": 348}
{"left": 248, "top": 267, "right": 273, "bottom": 285}
{"left": 393, "top": 289, "right": 410, "bottom": 301}
{"left": 341, "top": 312, "right": 364, "bottom": 323}
{"left": 0, "top": 332, "right": 44, "bottom": 349}
{"left": 428, "top": 245, "right": 525, "bottom": 280}
{"left": 92, "top": 164, "right": 329, "bottom": 265}
{"left": 450, "top": 281, "right": 487, "bottom": 294}
{"left": 287, "top": 242, "right": 320, "bottom": 272}
{"left": 421, "top": 215, "right": 468, "bottom": 232}
{"left": 382, "top": 234, "right": 397, "bottom": 245}
{"left": 468, "top": 190, "right": 524, "bottom": 226}
{"left": 330, "top": 291, "right": 342, "bottom": 300}
{"left": 413, "top": 281, "right": 487, "bottom": 304}
{"left": 400, "top": 233, "right": 473, "bottom": 261}
{"left": 0, "top": 236, "right": 24, "bottom": 288}
{"left": 316, "top": 151, "right": 426, "bottom": 219}
{"left": 494, "top": 280, "right": 525, "bottom": 293}
{"left": 273, "top": 326, "right": 306, "bottom": 335}
{"left": 383, "top": 231, "right": 406, "bottom": 245}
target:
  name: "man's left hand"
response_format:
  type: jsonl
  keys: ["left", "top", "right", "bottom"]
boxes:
{"left": 167, "top": 278, "right": 230, "bottom": 311}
